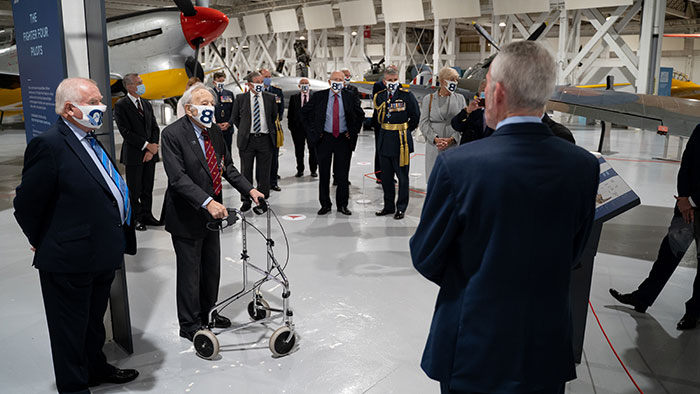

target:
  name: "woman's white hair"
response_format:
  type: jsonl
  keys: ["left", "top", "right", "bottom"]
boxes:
{"left": 488, "top": 40, "right": 556, "bottom": 111}
{"left": 54, "top": 78, "right": 97, "bottom": 115}
{"left": 438, "top": 67, "right": 459, "bottom": 82}
{"left": 180, "top": 82, "right": 215, "bottom": 108}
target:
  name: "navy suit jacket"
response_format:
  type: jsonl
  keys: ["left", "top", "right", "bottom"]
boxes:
{"left": 410, "top": 122, "right": 599, "bottom": 392}
{"left": 14, "top": 118, "right": 136, "bottom": 273}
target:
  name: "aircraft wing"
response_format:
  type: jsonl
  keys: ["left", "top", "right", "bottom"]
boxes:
{"left": 548, "top": 86, "right": 700, "bottom": 137}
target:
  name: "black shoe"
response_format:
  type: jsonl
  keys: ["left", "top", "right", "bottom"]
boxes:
{"left": 295, "top": 171, "right": 303, "bottom": 177}
{"left": 318, "top": 206, "right": 332, "bottom": 215}
{"left": 135, "top": 222, "right": 146, "bottom": 231}
{"left": 333, "top": 179, "right": 337, "bottom": 186}
{"left": 348, "top": 180, "right": 352, "bottom": 186}
{"left": 338, "top": 206, "right": 352, "bottom": 216}
{"left": 142, "top": 216, "right": 161, "bottom": 226}
{"left": 609, "top": 289, "right": 647, "bottom": 313}
{"left": 394, "top": 211, "right": 405, "bottom": 220}
{"left": 375, "top": 208, "right": 395, "bottom": 216}
{"left": 89, "top": 367, "right": 139, "bottom": 387}
{"left": 211, "top": 311, "right": 231, "bottom": 328}
{"left": 277, "top": 175, "right": 281, "bottom": 179}
{"left": 179, "top": 329, "right": 196, "bottom": 342}
{"left": 677, "top": 314, "right": 699, "bottom": 330}
{"left": 311, "top": 172, "right": 318, "bottom": 178}
{"left": 240, "top": 202, "right": 252, "bottom": 212}
{"left": 271, "top": 185, "right": 282, "bottom": 192}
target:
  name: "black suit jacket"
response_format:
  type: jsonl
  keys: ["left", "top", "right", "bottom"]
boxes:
{"left": 542, "top": 113, "right": 576, "bottom": 144}
{"left": 677, "top": 124, "right": 700, "bottom": 202}
{"left": 114, "top": 96, "right": 160, "bottom": 165}
{"left": 231, "top": 91, "right": 278, "bottom": 151}
{"left": 287, "top": 91, "right": 312, "bottom": 132}
{"left": 161, "top": 116, "right": 253, "bottom": 239}
{"left": 451, "top": 108, "right": 494, "bottom": 145}
{"left": 14, "top": 118, "right": 136, "bottom": 273}
{"left": 301, "top": 88, "right": 364, "bottom": 151}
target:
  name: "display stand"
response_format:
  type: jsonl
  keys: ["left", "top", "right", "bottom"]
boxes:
{"left": 570, "top": 154, "right": 640, "bottom": 363}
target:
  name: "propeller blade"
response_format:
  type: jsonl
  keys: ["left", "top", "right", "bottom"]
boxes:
{"left": 365, "top": 54, "right": 373, "bottom": 66}
{"left": 208, "top": 42, "right": 243, "bottom": 90}
{"left": 472, "top": 22, "right": 500, "bottom": 52}
{"left": 172, "top": 0, "right": 197, "bottom": 17}
{"left": 527, "top": 22, "right": 547, "bottom": 41}
{"left": 377, "top": 57, "right": 385, "bottom": 66}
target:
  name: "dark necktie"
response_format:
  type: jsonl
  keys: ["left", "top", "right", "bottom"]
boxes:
{"left": 332, "top": 93, "right": 339, "bottom": 138}
{"left": 136, "top": 98, "right": 144, "bottom": 116}
{"left": 201, "top": 130, "right": 222, "bottom": 196}
{"left": 253, "top": 94, "right": 261, "bottom": 134}
{"left": 85, "top": 132, "right": 131, "bottom": 225}
{"left": 302, "top": 94, "right": 307, "bottom": 106}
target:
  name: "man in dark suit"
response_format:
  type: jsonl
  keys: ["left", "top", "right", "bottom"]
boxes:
{"left": 212, "top": 71, "right": 236, "bottom": 154}
{"left": 372, "top": 68, "right": 420, "bottom": 220}
{"left": 231, "top": 71, "right": 278, "bottom": 212}
{"left": 341, "top": 68, "right": 360, "bottom": 97}
{"left": 610, "top": 124, "right": 700, "bottom": 330}
{"left": 14, "top": 78, "right": 139, "bottom": 393}
{"left": 114, "top": 73, "right": 161, "bottom": 231}
{"left": 302, "top": 70, "right": 364, "bottom": 216}
{"left": 161, "top": 85, "right": 264, "bottom": 341}
{"left": 260, "top": 68, "right": 284, "bottom": 192}
{"left": 410, "top": 41, "right": 600, "bottom": 394}
{"left": 287, "top": 78, "right": 317, "bottom": 177}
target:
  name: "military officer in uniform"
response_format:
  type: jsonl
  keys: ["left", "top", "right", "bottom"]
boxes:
{"left": 372, "top": 68, "right": 420, "bottom": 220}
{"left": 212, "top": 71, "right": 236, "bottom": 154}
{"left": 260, "top": 68, "right": 285, "bottom": 192}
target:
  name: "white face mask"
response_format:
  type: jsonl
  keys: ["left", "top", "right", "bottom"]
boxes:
{"left": 189, "top": 104, "right": 215, "bottom": 128}
{"left": 251, "top": 83, "right": 264, "bottom": 93}
{"left": 72, "top": 104, "right": 107, "bottom": 129}
{"left": 299, "top": 84, "right": 309, "bottom": 93}
{"left": 445, "top": 80, "right": 458, "bottom": 93}
{"left": 344, "top": 77, "right": 351, "bottom": 85}
{"left": 216, "top": 82, "right": 225, "bottom": 91}
{"left": 386, "top": 81, "right": 399, "bottom": 94}
{"left": 329, "top": 81, "right": 343, "bottom": 93}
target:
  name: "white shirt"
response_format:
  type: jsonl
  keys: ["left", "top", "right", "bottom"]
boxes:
{"left": 249, "top": 92, "right": 269, "bottom": 134}
{"left": 64, "top": 119, "right": 126, "bottom": 223}
{"left": 127, "top": 92, "right": 150, "bottom": 151}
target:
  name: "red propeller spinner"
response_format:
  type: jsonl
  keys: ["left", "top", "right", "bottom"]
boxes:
{"left": 180, "top": 6, "right": 229, "bottom": 49}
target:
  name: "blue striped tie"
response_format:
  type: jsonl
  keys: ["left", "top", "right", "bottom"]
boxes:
{"left": 86, "top": 133, "right": 132, "bottom": 225}
{"left": 253, "top": 94, "right": 261, "bottom": 134}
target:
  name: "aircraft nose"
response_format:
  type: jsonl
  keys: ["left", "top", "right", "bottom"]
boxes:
{"left": 180, "top": 6, "right": 229, "bottom": 49}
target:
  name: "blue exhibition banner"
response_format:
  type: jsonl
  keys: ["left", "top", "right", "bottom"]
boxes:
{"left": 12, "top": 0, "right": 67, "bottom": 143}
{"left": 658, "top": 67, "right": 673, "bottom": 97}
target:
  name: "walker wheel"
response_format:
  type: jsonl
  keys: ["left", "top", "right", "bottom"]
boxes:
{"left": 269, "top": 326, "right": 296, "bottom": 357}
{"left": 247, "top": 298, "right": 271, "bottom": 321}
{"left": 193, "top": 329, "right": 219, "bottom": 360}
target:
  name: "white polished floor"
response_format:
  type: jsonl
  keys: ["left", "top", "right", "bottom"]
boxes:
{"left": 1, "top": 115, "right": 699, "bottom": 394}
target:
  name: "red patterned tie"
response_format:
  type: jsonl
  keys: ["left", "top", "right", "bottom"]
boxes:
{"left": 332, "top": 93, "right": 339, "bottom": 137}
{"left": 201, "top": 130, "right": 222, "bottom": 196}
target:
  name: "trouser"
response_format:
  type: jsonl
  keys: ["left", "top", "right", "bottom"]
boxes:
{"left": 39, "top": 269, "right": 116, "bottom": 394}
{"left": 373, "top": 127, "right": 381, "bottom": 177}
{"left": 125, "top": 160, "right": 156, "bottom": 222}
{"left": 291, "top": 127, "right": 317, "bottom": 173}
{"left": 379, "top": 154, "right": 409, "bottom": 212}
{"left": 239, "top": 135, "right": 272, "bottom": 202}
{"left": 270, "top": 146, "right": 280, "bottom": 187}
{"left": 317, "top": 133, "right": 351, "bottom": 208}
{"left": 172, "top": 231, "right": 221, "bottom": 333}
{"left": 635, "top": 208, "right": 700, "bottom": 316}
{"left": 440, "top": 381, "right": 565, "bottom": 394}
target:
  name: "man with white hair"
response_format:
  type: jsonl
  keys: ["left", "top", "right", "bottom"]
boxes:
{"left": 14, "top": 77, "right": 139, "bottom": 392}
{"left": 161, "top": 84, "right": 264, "bottom": 341}
{"left": 410, "top": 41, "right": 600, "bottom": 394}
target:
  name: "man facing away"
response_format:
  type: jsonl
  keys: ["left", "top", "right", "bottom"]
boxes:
{"left": 410, "top": 41, "right": 600, "bottom": 394}
{"left": 14, "top": 77, "right": 139, "bottom": 393}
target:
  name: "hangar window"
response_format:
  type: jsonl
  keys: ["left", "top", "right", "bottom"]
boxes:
{"left": 108, "top": 28, "right": 163, "bottom": 47}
